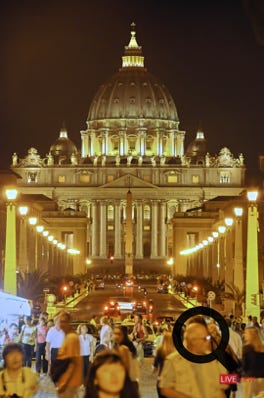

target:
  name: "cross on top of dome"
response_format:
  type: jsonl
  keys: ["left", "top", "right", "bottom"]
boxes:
{"left": 122, "top": 22, "right": 145, "bottom": 69}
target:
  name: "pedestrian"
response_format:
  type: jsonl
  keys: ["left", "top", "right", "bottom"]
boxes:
{"left": 84, "top": 350, "right": 140, "bottom": 398}
{"left": 45, "top": 313, "right": 65, "bottom": 374}
{"left": 19, "top": 316, "right": 37, "bottom": 368}
{"left": 35, "top": 316, "right": 49, "bottom": 376}
{"left": 132, "top": 314, "right": 148, "bottom": 366}
{"left": 54, "top": 311, "right": 82, "bottom": 397}
{"left": 153, "top": 331, "right": 176, "bottom": 398}
{"left": 77, "top": 323, "right": 96, "bottom": 383}
{"left": 159, "top": 320, "right": 228, "bottom": 397}
{"left": 207, "top": 321, "right": 240, "bottom": 398}
{"left": 5, "top": 323, "right": 20, "bottom": 344}
{"left": 0, "top": 343, "right": 38, "bottom": 398}
{"left": 241, "top": 326, "right": 264, "bottom": 397}
{"left": 113, "top": 325, "right": 140, "bottom": 386}
{"left": 99, "top": 317, "right": 113, "bottom": 349}
{"left": 225, "top": 318, "right": 243, "bottom": 360}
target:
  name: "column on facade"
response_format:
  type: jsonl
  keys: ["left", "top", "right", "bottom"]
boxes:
{"left": 135, "top": 201, "right": 143, "bottom": 258}
{"left": 99, "top": 201, "right": 107, "bottom": 258}
{"left": 159, "top": 130, "right": 164, "bottom": 156}
{"left": 159, "top": 201, "right": 166, "bottom": 257}
{"left": 175, "top": 131, "right": 185, "bottom": 157}
{"left": 225, "top": 229, "right": 234, "bottom": 286}
{"left": 104, "top": 129, "right": 109, "bottom": 154}
{"left": 91, "top": 201, "right": 98, "bottom": 257}
{"left": 100, "top": 129, "right": 108, "bottom": 155}
{"left": 114, "top": 201, "right": 122, "bottom": 258}
{"left": 119, "top": 129, "right": 127, "bottom": 155}
{"left": 81, "top": 130, "right": 88, "bottom": 157}
{"left": 90, "top": 131, "right": 96, "bottom": 156}
{"left": 169, "top": 130, "right": 175, "bottom": 156}
{"left": 119, "top": 131, "right": 124, "bottom": 155}
{"left": 155, "top": 129, "right": 160, "bottom": 156}
{"left": 18, "top": 219, "right": 28, "bottom": 273}
{"left": 138, "top": 129, "right": 146, "bottom": 155}
{"left": 151, "top": 201, "right": 158, "bottom": 258}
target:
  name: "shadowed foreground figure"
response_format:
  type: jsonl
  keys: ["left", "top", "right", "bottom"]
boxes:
{"left": 84, "top": 350, "right": 140, "bottom": 398}
{"left": 159, "top": 321, "right": 228, "bottom": 398}
{"left": 0, "top": 343, "right": 38, "bottom": 398}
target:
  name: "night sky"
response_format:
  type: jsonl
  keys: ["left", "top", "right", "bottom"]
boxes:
{"left": 0, "top": 0, "right": 264, "bottom": 179}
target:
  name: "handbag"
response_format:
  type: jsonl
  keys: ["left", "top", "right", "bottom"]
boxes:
{"left": 50, "top": 358, "right": 71, "bottom": 383}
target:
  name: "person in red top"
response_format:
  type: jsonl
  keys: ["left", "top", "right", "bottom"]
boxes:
{"left": 35, "top": 317, "right": 49, "bottom": 375}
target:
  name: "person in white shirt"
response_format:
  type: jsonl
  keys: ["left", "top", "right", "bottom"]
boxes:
{"left": 45, "top": 314, "right": 65, "bottom": 373}
{"left": 99, "top": 317, "right": 112, "bottom": 349}
{"left": 77, "top": 323, "right": 96, "bottom": 382}
{"left": 226, "top": 319, "right": 243, "bottom": 359}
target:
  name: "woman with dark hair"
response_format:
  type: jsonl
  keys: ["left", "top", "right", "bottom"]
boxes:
{"left": 0, "top": 343, "right": 38, "bottom": 397}
{"left": 113, "top": 326, "right": 140, "bottom": 384}
{"left": 84, "top": 350, "right": 140, "bottom": 398}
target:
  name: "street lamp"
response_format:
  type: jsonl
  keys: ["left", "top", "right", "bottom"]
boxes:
{"left": 18, "top": 206, "right": 29, "bottom": 274}
{"left": 245, "top": 190, "right": 260, "bottom": 319}
{"left": 217, "top": 225, "right": 226, "bottom": 281}
{"left": 224, "top": 218, "right": 234, "bottom": 286}
{"left": 4, "top": 188, "right": 18, "bottom": 295}
{"left": 233, "top": 207, "right": 244, "bottom": 291}
{"left": 28, "top": 217, "right": 38, "bottom": 271}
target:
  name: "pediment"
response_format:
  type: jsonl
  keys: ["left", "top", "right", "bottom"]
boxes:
{"left": 101, "top": 174, "right": 158, "bottom": 189}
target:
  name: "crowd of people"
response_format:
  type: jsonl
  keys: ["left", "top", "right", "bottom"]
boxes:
{"left": 0, "top": 311, "right": 263, "bottom": 397}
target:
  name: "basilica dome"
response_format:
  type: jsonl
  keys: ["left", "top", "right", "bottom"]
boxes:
{"left": 50, "top": 126, "right": 78, "bottom": 161}
{"left": 87, "top": 25, "right": 179, "bottom": 127}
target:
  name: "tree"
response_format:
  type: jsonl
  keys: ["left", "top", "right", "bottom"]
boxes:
{"left": 222, "top": 282, "right": 245, "bottom": 318}
{"left": 17, "top": 270, "right": 49, "bottom": 303}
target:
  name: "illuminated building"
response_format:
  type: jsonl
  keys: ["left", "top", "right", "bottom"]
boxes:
{"left": 10, "top": 25, "right": 245, "bottom": 274}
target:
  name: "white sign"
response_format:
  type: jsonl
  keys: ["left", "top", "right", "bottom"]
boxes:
{"left": 207, "top": 291, "right": 216, "bottom": 300}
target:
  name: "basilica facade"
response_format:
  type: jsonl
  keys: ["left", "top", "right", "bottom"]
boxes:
{"left": 11, "top": 26, "right": 246, "bottom": 275}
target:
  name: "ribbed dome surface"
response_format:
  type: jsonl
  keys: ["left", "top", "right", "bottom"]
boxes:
{"left": 88, "top": 69, "right": 178, "bottom": 122}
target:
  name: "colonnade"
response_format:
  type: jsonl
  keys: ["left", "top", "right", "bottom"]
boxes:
{"left": 90, "top": 199, "right": 168, "bottom": 259}
{"left": 81, "top": 128, "right": 185, "bottom": 157}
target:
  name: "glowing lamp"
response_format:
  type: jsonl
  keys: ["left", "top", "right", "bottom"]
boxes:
{"left": 5, "top": 189, "right": 18, "bottom": 201}
{"left": 247, "top": 191, "right": 258, "bottom": 202}
{"left": 224, "top": 218, "right": 234, "bottom": 227}
{"left": 19, "top": 206, "right": 28, "bottom": 216}
{"left": 29, "top": 217, "right": 37, "bottom": 226}
{"left": 212, "top": 231, "right": 219, "bottom": 238}
{"left": 36, "top": 225, "right": 44, "bottom": 233}
{"left": 218, "top": 225, "right": 226, "bottom": 234}
{"left": 234, "top": 207, "right": 243, "bottom": 217}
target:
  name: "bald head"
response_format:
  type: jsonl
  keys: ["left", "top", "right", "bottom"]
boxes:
{"left": 184, "top": 322, "right": 212, "bottom": 355}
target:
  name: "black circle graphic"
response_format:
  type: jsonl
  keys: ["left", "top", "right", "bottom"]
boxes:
{"left": 172, "top": 306, "right": 229, "bottom": 364}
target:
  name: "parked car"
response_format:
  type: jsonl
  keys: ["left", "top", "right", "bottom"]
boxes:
{"left": 95, "top": 278, "right": 105, "bottom": 289}
{"left": 103, "top": 299, "right": 120, "bottom": 315}
{"left": 157, "top": 284, "right": 169, "bottom": 294}
{"left": 132, "top": 299, "right": 148, "bottom": 314}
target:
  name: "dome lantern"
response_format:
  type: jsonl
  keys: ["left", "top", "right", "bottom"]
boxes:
{"left": 122, "top": 22, "right": 145, "bottom": 69}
